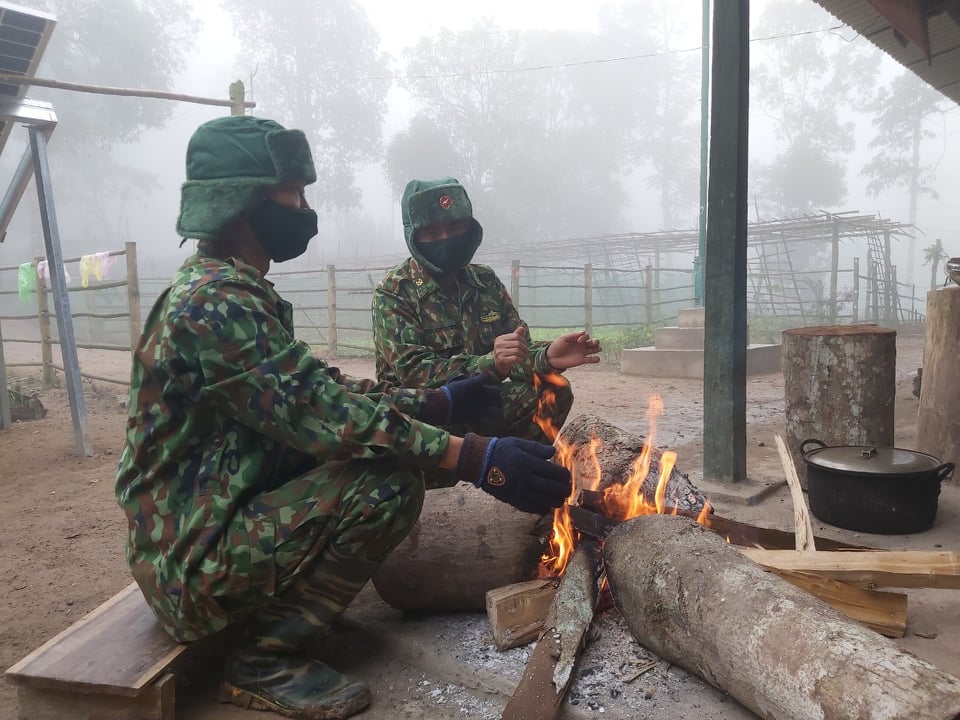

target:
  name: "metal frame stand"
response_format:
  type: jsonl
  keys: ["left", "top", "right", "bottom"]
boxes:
{"left": 0, "top": 97, "right": 90, "bottom": 454}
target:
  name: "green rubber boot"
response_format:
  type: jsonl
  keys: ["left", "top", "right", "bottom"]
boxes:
{"left": 220, "top": 648, "right": 370, "bottom": 720}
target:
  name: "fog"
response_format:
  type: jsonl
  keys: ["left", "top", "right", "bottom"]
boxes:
{"left": 1, "top": 0, "right": 958, "bottom": 291}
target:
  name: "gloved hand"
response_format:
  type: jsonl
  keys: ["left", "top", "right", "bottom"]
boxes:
{"left": 420, "top": 374, "right": 502, "bottom": 427}
{"left": 456, "top": 432, "right": 571, "bottom": 514}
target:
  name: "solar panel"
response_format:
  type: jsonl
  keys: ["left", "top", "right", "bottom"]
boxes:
{"left": 0, "top": 1, "right": 55, "bottom": 155}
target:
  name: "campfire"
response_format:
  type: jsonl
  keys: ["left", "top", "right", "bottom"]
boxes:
{"left": 532, "top": 372, "right": 711, "bottom": 576}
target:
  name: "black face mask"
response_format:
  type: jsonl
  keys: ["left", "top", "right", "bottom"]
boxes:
{"left": 415, "top": 230, "right": 481, "bottom": 273}
{"left": 249, "top": 199, "right": 319, "bottom": 263}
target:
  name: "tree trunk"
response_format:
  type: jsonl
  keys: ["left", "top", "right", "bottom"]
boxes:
{"left": 557, "top": 414, "right": 707, "bottom": 513}
{"left": 604, "top": 514, "right": 960, "bottom": 720}
{"left": 916, "top": 286, "right": 960, "bottom": 482}
{"left": 782, "top": 325, "right": 896, "bottom": 490}
{"left": 372, "top": 484, "right": 551, "bottom": 611}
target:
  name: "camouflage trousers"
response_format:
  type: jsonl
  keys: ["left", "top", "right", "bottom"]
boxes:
{"left": 446, "top": 373, "right": 574, "bottom": 444}
{"left": 150, "top": 458, "right": 425, "bottom": 646}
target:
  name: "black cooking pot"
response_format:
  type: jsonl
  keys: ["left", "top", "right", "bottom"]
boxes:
{"left": 800, "top": 439, "right": 954, "bottom": 535}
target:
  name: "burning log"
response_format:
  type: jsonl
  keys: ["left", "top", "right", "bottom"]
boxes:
{"left": 557, "top": 413, "right": 707, "bottom": 514}
{"left": 604, "top": 514, "right": 960, "bottom": 720}
{"left": 500, "top": 539, "right": 602, "bottom": 720}
{"left": 372, "top": 484, "right": 551, "bottom": 611}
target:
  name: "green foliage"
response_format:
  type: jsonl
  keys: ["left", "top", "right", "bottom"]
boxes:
{"left": 224, "top": 0, "right": 390, "bottom": 210}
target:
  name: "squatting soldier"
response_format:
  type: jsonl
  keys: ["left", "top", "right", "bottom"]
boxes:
{"left": 372, "top": 177, "right": 601, "bottom": 443}
{"left": 115, "top": 117, "right": 572, "bottom": 720}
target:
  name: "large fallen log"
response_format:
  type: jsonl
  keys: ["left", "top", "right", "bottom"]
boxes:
{"left": 604, "top": 514, "right": 960, "bottom": 720}
{"left": 372, "top": 483, "right": 551, "bottom": 610}
{"left": 500, "top": 539, "right": 601, "bottom": 720}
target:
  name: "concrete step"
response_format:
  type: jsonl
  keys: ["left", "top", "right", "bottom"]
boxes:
{"left": 677, "top": 307, "right": 705, "bottom": 328}
{"left": 654, "top": 326, "right": 705, "bottom": 350}
{"left": 620, "top": 344, "right": 782, "bottom": 378}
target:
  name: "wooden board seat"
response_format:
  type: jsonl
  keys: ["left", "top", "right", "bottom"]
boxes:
{"left": 4, "top": 582, "right": 185, "bottom": 720}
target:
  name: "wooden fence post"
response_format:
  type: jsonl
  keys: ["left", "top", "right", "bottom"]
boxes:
{"left": 890, "top": 266, "right": 898, "bottom": 323}
{"left": 326, "top": 264, "right": 337, "bottom": 357}
{"left": 645, "top": 265, "right": 654, "bottom": 327}
{"left": 511, "top": 260, "right": 520, "bottom": 306}
{"left": 830, "top": 219, "right": 839, "bottom": 323}
{"left": 868, "top": 260, "right": 878, "bottom": 323}
{"left": 0, "top": 317, "right": 9, "bottom": 430}
{"left": 124, "top": 242, "right": 141, "bottom": 353}
{"left": 584, "top": 263, "right": 593, "bottom": 335}
{"left": 852, "top": 257, "right": 859, "bottom": 323}
{"left": 34, "top": 256, "right": 53, "bottom": 387}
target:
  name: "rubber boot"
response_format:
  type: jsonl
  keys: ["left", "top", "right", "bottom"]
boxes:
{"left": 220, "top": 551, "right": 383, "bottom": 719}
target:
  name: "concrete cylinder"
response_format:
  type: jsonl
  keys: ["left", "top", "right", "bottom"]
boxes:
{"left": 782, "top": 325, "right": 896, "bottom": 490}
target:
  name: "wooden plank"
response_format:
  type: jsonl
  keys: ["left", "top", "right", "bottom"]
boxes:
{"left": 740, "top": 549, "right": 960, "bottom": 590}
{"left": 15, "top": 672, "right": 175, "bottom": 720}
{"left": 773, "top": 570, "right": 907, "bottom": 638}
{"left": 486, "top": 579, "right": 558, "bottom": 651}
{"left": 775, "top": 433, "right": 815, "bottom": 551}
{"left": 5, "top": 582, "right": 186, "bottom": 697}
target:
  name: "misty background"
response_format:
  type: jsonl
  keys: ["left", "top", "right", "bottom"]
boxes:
{"left": 0, "top": 0, "right": 957, "bottom": 292}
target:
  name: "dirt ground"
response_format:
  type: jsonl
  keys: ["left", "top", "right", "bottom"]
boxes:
{"left": 2, "top": 334, "right": 959, "bottom": 719}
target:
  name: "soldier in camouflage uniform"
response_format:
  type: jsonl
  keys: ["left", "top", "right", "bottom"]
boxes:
{"left": 372, "top": 177, "right": 602, "bottom": 443}
{"left": 116, "top": 117, "right": 572, "bottom": 720}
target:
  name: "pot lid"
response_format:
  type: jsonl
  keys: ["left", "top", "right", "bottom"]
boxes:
{"left": 805, "top": 445, "right": 941, "bottom": 474}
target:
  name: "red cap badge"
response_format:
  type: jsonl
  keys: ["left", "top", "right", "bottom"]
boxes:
{"left": 439, "top": 195, "right": 453, "bottom": 209}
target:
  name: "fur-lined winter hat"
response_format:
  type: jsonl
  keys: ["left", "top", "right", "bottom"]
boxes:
{"left": 176, "top": 116, "right": 316, "bottom": 241}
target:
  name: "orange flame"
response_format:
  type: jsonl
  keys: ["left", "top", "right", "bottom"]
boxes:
{"left": 535, "top": 380, "right": 711, "bottom": 577}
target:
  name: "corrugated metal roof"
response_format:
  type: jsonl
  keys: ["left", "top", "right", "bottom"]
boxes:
{"left": 813, "top": 0, "right": 960, "bottom": 104}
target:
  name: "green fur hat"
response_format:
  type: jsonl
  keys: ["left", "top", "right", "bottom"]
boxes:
{"left": 401, "top": 178, "right": 483, "bottom": 263}
{"left": 176, "top": 116, "right": 317, "bottom": 241}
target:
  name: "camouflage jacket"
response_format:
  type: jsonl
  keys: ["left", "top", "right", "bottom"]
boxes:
{"left": 116, "top": 253, "right": 449, "bottom": 635}
{"left": 373, "top": 258, "right": 552, "bottom": 388}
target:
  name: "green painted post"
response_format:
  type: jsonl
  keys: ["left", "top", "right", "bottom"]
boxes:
{"left": 702, "top": 0, "right": 749, "bottom": 484}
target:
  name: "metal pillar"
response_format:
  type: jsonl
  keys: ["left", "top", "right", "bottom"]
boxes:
{"left": 703, "top": 0, "right": 749, "bottom": 484}
{"left": 29, "top": 126, "right": 91, "bottom": 455}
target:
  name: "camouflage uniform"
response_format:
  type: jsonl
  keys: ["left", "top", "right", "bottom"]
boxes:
{"left": 373, "top": 178, "right": 573, "bottom": 443}
{"left": 116, "top": 253, "right": 453, "bottom": 643}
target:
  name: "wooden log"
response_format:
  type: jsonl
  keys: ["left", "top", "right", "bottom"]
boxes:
{"left": 916, "top": 286, "right": 960, "bottom": 481}
{"left": 739, "top": 549, "right": 960, "bottom": 590}
{"left": 772, "top": 570, "right": 907, "bottom": 638}
{"left": 372, "top": 483, "right": 551, "bottom": 611}
{"left": 485, "top": 579, "right": 558, "bottom": 651}
{"left": 558, "top": 414, "right": 707, "bottom": 513}
{"left": 782, "top": 325, "right": 896, "bottom": 490}
{"left": 604, "top": 514, "right": 960, "bottom": 720}
{"left": 501, "top": 539, "right": 601, "bottom": 720}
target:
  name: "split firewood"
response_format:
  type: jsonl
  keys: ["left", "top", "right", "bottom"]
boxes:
{"left": 486, "top": 579, "right": 558, "bottom": 651}
{"left": 500, "top": 539, "right": 602, "bottom": 720}
{"left": 373, "top": 484, "right": 552, "bottom": 610}
{"left": 774, "top": 433, "right": 815, "bottom": 551}
{"left": 740, "top": 549, "right": 960, "bottom": 590}
{"left": 605, "top": 514, "right": 960, "bottom": 720}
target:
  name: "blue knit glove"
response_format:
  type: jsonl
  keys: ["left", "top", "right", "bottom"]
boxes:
{"left": 457, "top": 433, "right": 571, "bottom": 514}
{"left": 420, "top": 374, "right": 502, "bottom": 427}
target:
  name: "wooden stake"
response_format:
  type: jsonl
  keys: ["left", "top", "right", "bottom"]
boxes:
{"left": 740, "top": 549, "right": 960, "bottom": 590}
{"left": 500, "top": 539, "right": 601, "bottom": 720}
{"left": 775, "top": 433, "right": 815, "bottom": 551}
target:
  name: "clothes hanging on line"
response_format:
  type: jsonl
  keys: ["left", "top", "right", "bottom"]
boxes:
{"left": 17, "top": 262, "right": 35, "bottom": 302}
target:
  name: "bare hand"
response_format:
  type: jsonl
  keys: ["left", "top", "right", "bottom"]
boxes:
{"left": 546, "top": 331, "right": 602, "bottom": 371}
{"left": 493, "top": 326, "right": 529, "bottom": 377}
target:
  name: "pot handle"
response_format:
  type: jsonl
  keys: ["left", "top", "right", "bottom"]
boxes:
{"left": 799, "top": 438, "right": 827, "bottom": 457}
{"left": 935, "top": 463, "right": 956, "bottom": 484}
